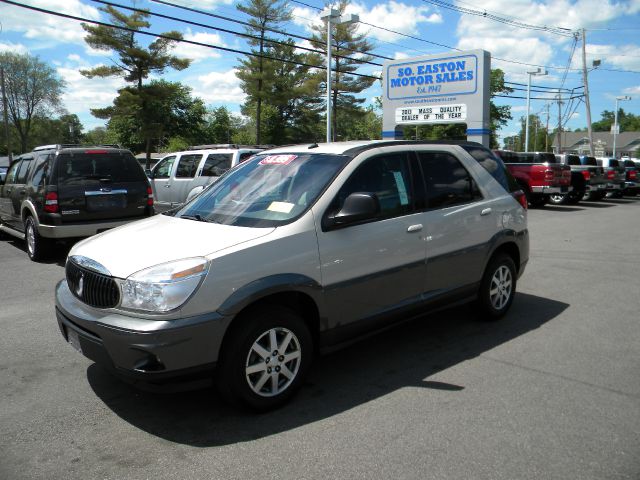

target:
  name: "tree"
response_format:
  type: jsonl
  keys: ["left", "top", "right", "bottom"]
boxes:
{"left": 309, "top": 0, "right": 376, "bottom": 141}
{"left": 0, "top": 52, "right": 65, "bottom": 153}
{"left": 517, "top": 114, "right": 547, "bottom": 152}
{"left": 236, "top": 0, "right": 292, "bottom": 144}
{"left": 81, "top": 5, "right": 191, "bottom": 161}
{"left": 95, "top": 81, "right": 207, "bottom": 165}
{"left": 592, "top": 109, "right": 640, "bottom": 132}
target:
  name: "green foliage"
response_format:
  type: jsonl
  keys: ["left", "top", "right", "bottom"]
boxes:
{"left": 591, "top": 109, "right": 640, "bottom": 132}
{"left": 81, "top": 5, "right": 190, "bottom": 88}
{"left": 0, "top": 52, "right": 65, "bottom": 153}
{"left": 309, "top": 0, "right": 376, "bottom": 141}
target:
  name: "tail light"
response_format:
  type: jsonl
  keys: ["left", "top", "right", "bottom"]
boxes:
{"left": 544, "top": 169, "right": 555, "bottom": 181}
{"left": 581, "top": 170, "right": 591, "bottom": 181}
{"left": 44, "top": 192, "right": 59, "bottom": 213}
{"left": 512, "top": 190, "right": 528, "bottom": 210}
{"left": 147, "top": 186, "right": 154, "bottom": 206}
{"left": 629, "top": 170, "right": 637, "bottom": 180}
{"left": 606, "top": 169, "right": 615, "bottom": 180}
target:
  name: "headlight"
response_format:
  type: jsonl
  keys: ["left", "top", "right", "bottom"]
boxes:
{"left": 120, "top": 257, "right": 209, "bottom": 312}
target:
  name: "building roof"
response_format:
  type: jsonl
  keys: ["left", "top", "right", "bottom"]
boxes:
{"left": 553, "top": 131, "right": 640, "bottom": 150}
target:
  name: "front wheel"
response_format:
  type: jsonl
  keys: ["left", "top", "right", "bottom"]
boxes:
{"left": 216, "top": 305, "right": 313, "bottom": 411}
{"left": 476, "top": 254, "right": 517, "bottom": 321}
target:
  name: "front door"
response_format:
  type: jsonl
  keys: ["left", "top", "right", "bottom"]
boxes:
{"left": 150, "top": 155, "right": 176, "bottom": 212}
{"left": 314, "top": 152, "right": 426, "bottom": 335}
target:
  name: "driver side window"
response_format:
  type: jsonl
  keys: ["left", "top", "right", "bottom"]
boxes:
{"left": 332, "top": 153, "right": 413, "bottom": 221}
{"left": 153, "top": 156, "right": 176, "bottom": 179}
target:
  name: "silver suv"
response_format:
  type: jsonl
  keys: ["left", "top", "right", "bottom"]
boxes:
{"left": 55, "top": 141, "right": 529, "bottom": 410}
{"left": 149, "top": 145, "right": 264, "bottom": 212}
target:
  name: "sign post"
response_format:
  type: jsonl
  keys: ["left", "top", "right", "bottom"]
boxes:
{"left": 382, "top": 50, "right": 491, "bottom": 147}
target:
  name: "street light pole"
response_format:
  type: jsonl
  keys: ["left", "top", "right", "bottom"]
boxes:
{"left": 613, "top": 95, "right": 631, "bottom": 158}
{"left": 525, "top": 67, "right": 547, "bottom": 152}
{"left": 320, "top": 8, "right": 358, "bottom": 143}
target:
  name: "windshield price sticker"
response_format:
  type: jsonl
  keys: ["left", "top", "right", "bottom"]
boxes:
{"left": 259, "top": 155, "right": 298, "bottom": 166}
{"left": 395, "top": 104, "right": 467, "bottom": 124}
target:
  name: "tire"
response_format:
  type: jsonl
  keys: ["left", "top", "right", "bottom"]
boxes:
{"left": 565, "top": 190, "right": 584, "bottom": 205}
{"left": 25, "top": 216, "right": 50, "bottom": 262}
{"left": 476, "top": 254, "right": 517, "bottom": 321}
{"left": 548, "top": 193, "right": 567, "bottom": 205}
{"left": 216, "top": 305, "right": 313, "bottom": 411}
{"left": 528, "top": 194, "right": 547, "bottom": 208}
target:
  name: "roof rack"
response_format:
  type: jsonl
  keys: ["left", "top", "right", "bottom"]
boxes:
{"left": 187, "top": 144, "right": 272, "bottom": 151}
{"left": 32, "top": 143, "right": 121, "bottom": 151}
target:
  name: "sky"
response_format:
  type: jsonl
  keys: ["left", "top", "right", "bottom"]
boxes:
{"left": 0, "top": 0, "right": 639, "bottom": 147}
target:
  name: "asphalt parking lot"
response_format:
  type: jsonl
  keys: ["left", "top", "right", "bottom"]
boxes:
{"left": 1, "top": 197, "right": 639, "bottom": 480}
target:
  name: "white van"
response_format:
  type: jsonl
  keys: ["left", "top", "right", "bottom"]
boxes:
{"left": 149, "top": 145, "right": 264, "bottom": 211}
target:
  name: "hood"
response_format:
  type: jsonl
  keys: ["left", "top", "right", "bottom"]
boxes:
{"left": 69, "top": 214, "right": 275, "bottom": 278}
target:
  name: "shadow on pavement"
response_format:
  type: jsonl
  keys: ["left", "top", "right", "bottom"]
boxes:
{"left": 539, "top": 206, "right": 584, "bottom": 212}
{"left": 87, "top": 292, "right": 569, "bottom": 447}
{"left": 579, "top": 201, "right": 616, "bottom": 208}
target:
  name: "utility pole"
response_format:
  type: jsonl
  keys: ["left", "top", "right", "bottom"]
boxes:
{"left": 545, "top": 102, "right": 550, "bottom": 152}
{"left": 556, "top": 94, "right": 564, "bottom": 154}
{"left": 1, "top": 66, "right": 12, "bottom": 162}
{"left": 581, "top": 29, "right": 595, "bottom": 156}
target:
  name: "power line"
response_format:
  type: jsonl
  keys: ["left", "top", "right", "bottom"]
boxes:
{"left": 0, "top": 0, "right": 381, "bottom": 81}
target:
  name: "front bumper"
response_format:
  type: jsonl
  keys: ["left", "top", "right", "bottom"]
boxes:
{"left": 55, "top": 280, "right": 232, "bottom": 387}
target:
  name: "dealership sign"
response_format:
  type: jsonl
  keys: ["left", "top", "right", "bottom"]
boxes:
{"left": 382, "top": 50, "right": 491, "bottom": 146}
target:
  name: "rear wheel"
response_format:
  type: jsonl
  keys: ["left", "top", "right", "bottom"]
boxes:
{"left": 548, "top": 193, "right": 567, "bottom": 205}
{"left": 477, "top": 254, "right": 517, "bottom": 321}
{"left": 25, "top": 216, "right": 50, "bottom": 262}
{"left": 565, "top": 190, "right": 585, "bottom": 205}
{"left": 216, "top": 305, "right": 313, "bottom": 411}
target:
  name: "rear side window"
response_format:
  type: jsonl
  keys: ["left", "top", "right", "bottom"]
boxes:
{"left": 417, "top": 152, "right": 482, "bottom": 209}
{"left": 202, "top": 153, "right": 233, "bottom": 176}
{"left": 29, "top": 155, "right": 50, "bottom": 188}
{"left": 239, "top": 152, "right": 257, "bottom": 163}
{"left": 55, "top": 152, "right": 146, "bottom": 185}
{"left": 175, "top": 154, "right": 202, "bottom": 178}
{"left": 16, "top": 158, "right": 33, "bottom": 183}
{"left": 462, "top": 145, "right": 516, "bottom": 192}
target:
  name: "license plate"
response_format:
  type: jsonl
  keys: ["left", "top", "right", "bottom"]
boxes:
{"left": 598, "top": 184, "right": 606, "bottom": 189}
{"left": 67, "top": 328, "right": 82, "bottom": 353}
{"left": 86, "top": 194, "right": 126, "bottom": 211}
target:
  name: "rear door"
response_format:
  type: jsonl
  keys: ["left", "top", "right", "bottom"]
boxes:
{"left": 0, "top": 159, "right": 24, "bottom": 227}
{"left": 416, "top": 149, "right": 500, "bottom": 296}
{"left": 55, "top": 150, "right": 149, "bottom": 223}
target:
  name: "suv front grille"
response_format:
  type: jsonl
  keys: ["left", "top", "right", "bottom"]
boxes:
{"left": 66, "top": 260, "right": 120, "bottom": 308}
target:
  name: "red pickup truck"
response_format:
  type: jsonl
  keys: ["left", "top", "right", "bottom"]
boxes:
{"left": 493, "top": 151, "right": 571, "bottom": 207}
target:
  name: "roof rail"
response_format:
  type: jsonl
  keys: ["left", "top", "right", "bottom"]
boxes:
{"left": 187, "top": 144, "right": 271, "bottom": 150}
{"left": 32, "top": 143, "right": 121, "bottom": 152}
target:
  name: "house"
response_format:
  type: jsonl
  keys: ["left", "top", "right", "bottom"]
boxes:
{"left": 552, "top": 131, "right": 640, "bottom": 158}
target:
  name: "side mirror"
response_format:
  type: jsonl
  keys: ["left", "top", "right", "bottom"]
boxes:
{"left": 325, "top": 192, "right": 379, "bottom": 229}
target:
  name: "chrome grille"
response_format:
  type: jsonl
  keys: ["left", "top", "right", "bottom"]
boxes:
{"left": 66, "top": 259, "right": 120, "bottom": 308}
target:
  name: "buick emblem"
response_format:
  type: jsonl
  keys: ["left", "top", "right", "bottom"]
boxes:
{"left": 76, "top": 273, "right": 84, "bottom": 297}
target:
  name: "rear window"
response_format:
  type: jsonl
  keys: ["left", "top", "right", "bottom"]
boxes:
{"left": 462, "top": 146, "right": 519, "bottom": 193}
{"left": 54, "top": 152, "right": 146, "bottom": 185}
{"left": 566, "top": 155, "right": 581, "bottom": 165}
{"left": 608, "top": 159, "right": 620, "bottom": 167}
{"left": 536, "top": 153, "right": 557, "bottom": 163}
{"left": 581, "top": 156, "right": 598, "bottom": 166}
{"left": 623, "top": 160, "right": 635, "bottom": 167}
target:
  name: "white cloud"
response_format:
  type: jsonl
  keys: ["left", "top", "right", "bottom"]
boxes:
{"left": 0, "top": 42, "right": 29, "bottom": 54}
{"left": 292, "top": 1, "right": 443, "bottom": 42}
{"left": 394, "top": 52, "right": 410, "bottom": 60}
{"left": 192, "top": 69, "right": 245, "bottom": 104}
{"left": 623, "top": 85, "right": 640, "bottom": 95}
{"left": 56, "top": 57, "right": 125, "bottom": 119}
{"left": 171, "top": 30, "right": 224, "bottom": 62}
{"left": 577, "top": 44, "right": 640, "bottom": 72}
{"left": 0, "top": 0, "right": 101, "bottom": 46}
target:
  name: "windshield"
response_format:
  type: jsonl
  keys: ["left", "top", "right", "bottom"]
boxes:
{"left": 173, "top": 152, "right": 350, "bottom": 227}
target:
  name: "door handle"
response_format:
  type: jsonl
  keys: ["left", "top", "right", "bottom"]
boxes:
{"left": 407, "top": 224, "right": 423, "bottom": 233}
{"left": 480, "top": 208, "right": 492, "bottom": 216}
{"left": 164, "top": 184, "right": 171, "bottom": 188}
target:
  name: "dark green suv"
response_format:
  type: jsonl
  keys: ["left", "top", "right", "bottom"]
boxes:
{"left": 0, "top": 145, "right": 154, "bottom": 261}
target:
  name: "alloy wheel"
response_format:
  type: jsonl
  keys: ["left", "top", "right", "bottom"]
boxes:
{"left": 489, "top": 265, "right": 513, "bottom": 311}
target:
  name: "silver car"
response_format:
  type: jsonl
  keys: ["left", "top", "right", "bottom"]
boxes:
{"left": 55, "top": 141, "right": 529, "bottom": 410}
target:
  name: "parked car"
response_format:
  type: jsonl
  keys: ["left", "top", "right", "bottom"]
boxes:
{"left": 596, "top": 158, "right": 626, "bottom": 198}
{"left": 149, "top": 145, "right": 265, "bottom": 212}
{"left": 0, "top": 145, "right": 154, "bottom": 261}
{"left": 0, "top": 156, "right": 10, "bottom": 184}
{"left": 553, "top": 154, "right": 605, "bottom": 204}
{"left": 494, "top": 150, "right": 570, "bottom": 207}
{"left": 620, "top": 159, "right": 638, "bottom": 196}
{"left": 56, "top": 140, "right": 528, "bottom": 411}
{"left": 578, "top": 156, "right": 608, "bottom": 201}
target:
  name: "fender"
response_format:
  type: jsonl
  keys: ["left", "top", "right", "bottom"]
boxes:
{"left": 483, "top": 228, "right": 529, "bottom": 275}
{"left": 217, "top": 273, "right": 325, "bottom": 319}
{"left": 21, "top": 199, "right": 39, "bottom": 225}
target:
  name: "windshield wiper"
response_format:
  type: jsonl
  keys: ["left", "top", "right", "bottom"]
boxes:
{"left": 180, "top": 214, "right": 208, "bottom": 222}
